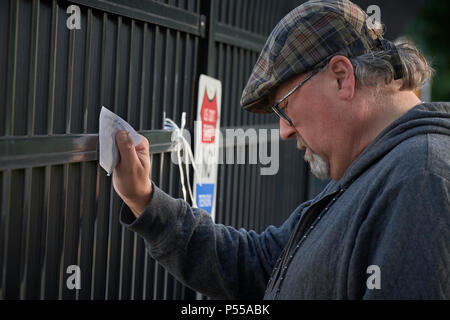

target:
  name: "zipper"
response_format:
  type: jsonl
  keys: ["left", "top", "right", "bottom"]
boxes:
{"left": 267, "top": 190, "right": 339, "bottom": 297}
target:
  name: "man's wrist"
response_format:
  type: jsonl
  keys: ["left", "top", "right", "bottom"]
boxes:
{"left": 127, "top": 188, "right": 153, "bottom": 218}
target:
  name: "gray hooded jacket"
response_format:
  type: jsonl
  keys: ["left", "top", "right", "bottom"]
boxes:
{"left": 120, "top": 102, "right": 450, "bottom": 299}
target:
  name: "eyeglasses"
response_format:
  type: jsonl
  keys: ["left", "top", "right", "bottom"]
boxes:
{"left": 272, "top": 69, "right": 320, "bottom": 126}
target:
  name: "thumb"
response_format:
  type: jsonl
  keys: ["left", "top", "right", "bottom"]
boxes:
{"left": 115, "top": 130, "right": 140, "bottom": 167}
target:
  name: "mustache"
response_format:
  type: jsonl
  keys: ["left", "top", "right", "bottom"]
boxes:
{"left": 296, "top": 136, "right": 311, "bottom": 152}
{"left": 296, "top": 136, "right": 318, "bottom": 163}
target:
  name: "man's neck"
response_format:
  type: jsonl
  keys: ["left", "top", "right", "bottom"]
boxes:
{"left": 363, "top": 90, "right": 422, "bottom": 147}
{"left": 330, "top": 90, "right": 422, "bottom": 180}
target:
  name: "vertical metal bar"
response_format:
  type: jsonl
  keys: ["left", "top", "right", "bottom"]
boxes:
{"left": 141, "top": 240, "right": 149, "bottom": 299}
{"left": 131, "top": 232, "right": 145, "bottom": 300}
{"left": 145, "top": 255, "right": 157, "bottom": 300}
{"left": 235, "top": 0, "right": 243, "bottom": 29}
{"left": 230, "top": 155, "right": 239, "bottom": 228}
{"left": 77, "top": 161, "right": 97, "bottom": 300}
{"left": 142, "top": 152, "right": 156, "bottom": 299}
{"left": 47, "top": 0, "right": 58, "bottom": 135}
{"left": 227, "top": 0, "right": 235, "bottom": 26}
{"left": 238, "top": 48, "right": 246, "bottom": 126}
{"left": 190, "top": 35, "right": 199, "bottom": 127}
{"left": 214, "top": 41, "right": 225, "bottom": 225}
{"left": 0, "top": 170, "right": 11, "bottom": 299}
{"left": 119, "top": 222, "right": 133, "bottom": 300}
{"left": 184, "top": 32, "right": 196, "bottom": 126}
{"left": 254, "top": 162, "right": 262, "bottom": 232}
{"left": 99, "top": 13, "right": 108, "bottom": 108}
{"left": 21, "top": 167, "right": 45, "bottom": 299}
{"left": 91, "top": 166, "right": 111, "bottom": 300}
{"left": 260, "top": 173, "right": 268, "bottom": 231}
{"left": 230, "top": 47, "right": 239, "bottom": 125}
{"left": 58, "top": 163, "right": 69, "bottom": 300}
{"left": 82, "top": 8, "right": 92, "bottom": 134}
{"left": 19, "top": 167, "right": 32, "bottom": 299}
{"left": 257, "top": 0, "right": 266, "bottom": 35}
{"left": 130, "top": 234, "right": 137, "bottom": 300}
{"left": 216, "top": 162, "right": 226, "bottom": 224}
{"left": 260, "top": 170, "right": 269, "bottom": 232}
{"left": 151, "top": 25, "right": 163, "bottom": 129}
{"left": 182, "top": 32, "right": 190, "bottom": 115}
{"left": 223, "top": 45, "right": 231, "bottom": 127}
{"left": 126, "top": 19, "right": 135, "bottom": 123}
{"left": 91, "top": 12, "right": 111, "bottom": 300}
{"left": 243, "top": 163, "right": 251, "bottom": 230}
{"left": 0, "top": 0, "right": 9, "bottom": 135}
{"left": 139, "top": 22, "right": 148, "bottom": 131}
{"left": 251, "top": 0, "right": 258, "bottom": 34}
{"left": 38, "top": 165, "right": 49, "bottom": 299}
{"left": 52, "top": 0, "right": 68, "bottom": 134}
{"left": 242, "top": 0, "right": 250, "bottom": 31}
{"left": 59, "top": 163, "right": 81, "bottom": 300}
{"left": 41, "top": 165, "right": 64, "bottom": 299}
{"left": 153, "top": 152, "right": 166, "bottom": 299}
{"left": 162, "top": 28, "right": 171, "bottom": 118}
{"left": 5, "top": 0, "right": 19, "bottom": 136}
{"left": 26, "top": 0, "right": 39, "bottom": 136}
{"left": 65, "top": 27, "right": 76, "bottom": 134}
{"left": 249, "top": 163, "right": 257, "bottom": 231}
{"left": 206, "top": 0, "right": 218, "bottom": 76}
{"left": 106, "top": 183, "right": 122, "bottom": 300}
{"left": 172, "top": 31, "right": 181, "bottom": 120}
{"left": 268, "top": 0, "right": 278, "bottom": 35}
{"left": 0, "top": 170, "right": 4, "bottom": 299}
{"left": 112, "top": 16, "right": 122, "bottom": 114}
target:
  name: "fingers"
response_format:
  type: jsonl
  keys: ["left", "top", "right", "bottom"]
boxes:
{"left": 135, "top": 134, "right": 151, "bottom": 169}
{"left": 115, "top": 130, "right": 140, "bottom": 168}
{"left": 135, "top": 134, "right": 149, "bottom": 152}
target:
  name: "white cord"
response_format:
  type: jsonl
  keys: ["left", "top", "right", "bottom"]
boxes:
{"left": 164, "top": 112, "right": 199, "bottom": 207}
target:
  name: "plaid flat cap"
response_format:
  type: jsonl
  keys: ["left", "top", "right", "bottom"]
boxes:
{"left": 241, "top": 0, "right": 401, "bottom": 114}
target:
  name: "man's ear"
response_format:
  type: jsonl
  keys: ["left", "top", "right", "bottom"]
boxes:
{"left": 328, "top": 55, "right": 355, "bottom": 101}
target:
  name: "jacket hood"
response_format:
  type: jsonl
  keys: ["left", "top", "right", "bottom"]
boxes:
{"left": 333, "top": 102, "right": 450, "bottom": 188}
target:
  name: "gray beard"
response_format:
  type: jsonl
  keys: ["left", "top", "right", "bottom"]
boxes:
{"left": 304, "top": 148, "right": 331, "bottom": 180}
{"left": 296, "top": 137, "right": 330, "bottom": 180}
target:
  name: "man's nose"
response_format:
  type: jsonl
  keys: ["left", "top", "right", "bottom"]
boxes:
{"left": 279, "top": 118, "right": 297, "bottom": 140}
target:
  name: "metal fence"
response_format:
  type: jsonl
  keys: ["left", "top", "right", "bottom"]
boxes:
{"left": 0, "top": 0, "right": 327, "bottom": 300}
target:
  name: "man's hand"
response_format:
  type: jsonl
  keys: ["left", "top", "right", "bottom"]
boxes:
{"left": 113, "top": 130, "right": 152, "bottom": 218}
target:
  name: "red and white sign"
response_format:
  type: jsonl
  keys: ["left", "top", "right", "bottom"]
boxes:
{"left": 200, "top": 91, "right": 218, "bottom": 144}
{"left": 193, "top": 75, "right": 222, "bottom": 221}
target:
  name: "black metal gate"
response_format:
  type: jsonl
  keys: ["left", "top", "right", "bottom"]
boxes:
{"left": 0, "top": 0, "right": 327, "bottom": 300}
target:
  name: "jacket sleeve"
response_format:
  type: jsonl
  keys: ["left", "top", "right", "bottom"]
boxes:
{"left": 350, "top": 170, "right": 450, "bottom": 299}
{"left": 119, "top": 183, "right": 312, "bottom": 299}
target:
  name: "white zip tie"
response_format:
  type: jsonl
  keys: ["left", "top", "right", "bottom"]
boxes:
{"left": 164, "top": 112, "right": 199, "bottom": 208}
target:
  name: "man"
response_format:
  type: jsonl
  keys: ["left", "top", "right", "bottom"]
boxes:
{"left": 113, "top": 0, "right": 450, "bottom": 299}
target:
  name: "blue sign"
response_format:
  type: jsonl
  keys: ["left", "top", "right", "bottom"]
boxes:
{"left": 196, "top": 183, "right": 215, "bottom": 215}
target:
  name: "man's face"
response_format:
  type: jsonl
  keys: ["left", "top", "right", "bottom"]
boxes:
{"left": 270, "top": 56, "right": 380, "bottom": 181}
{"left": 271, "top": 71, "right": 334, "bottom": 180}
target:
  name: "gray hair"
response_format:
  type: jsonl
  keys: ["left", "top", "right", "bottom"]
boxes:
{"left": 349, "top": 41, "right": 434, "bottom": 91}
